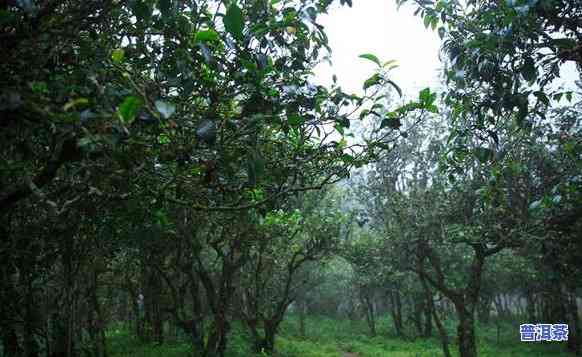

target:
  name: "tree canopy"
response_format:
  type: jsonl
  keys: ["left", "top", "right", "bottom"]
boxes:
{"left": 1, "top": 1, "right": 581, "bottom": 357}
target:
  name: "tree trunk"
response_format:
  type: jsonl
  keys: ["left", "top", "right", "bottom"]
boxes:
{"left": 360, "top": 288, "right": 376, "bottom": 337}
{"left": 250, "top": 319, "right": 278, "bottom": 354}
{"left": 423, "top": 298, "right": 433, "bottom": 337}
{"left": 388, "top": 290, "right": 404, "bottom": 337}
{"left": 525, "top": 289, "right": 536, "bottom": 322}
{"left": 298, "top": 299, "right": 307, "bottom": 338}
{"left": 188, "top": 277, "right": 205, "bottom": 354}
{"left": 432, "top": 303, "right": 451, "bottom": 357}
{"left": 23, "top": 278, "right": 40, "bottom": 357}
{"left": 141, "top": 263, "right": 165, "bottom": 345}
{"left": 456, "top": 305, "right": 477, "bottom": 357}
{"left": 493, "top": 295, "right": 505, "bottom": 320}
{"left": 566, "top": 285, "right": 581, "bottom": 355}
{"left": 128, "top": 287, "right": 144, "bottom": 340}
{"left": 88, "top": 269, "right": 107, "bottom": 357}
{"left": 263, "top": 320, "right": 277, "bottom": 354}
{"left": 146, "top": 267, "right": 164, "bottom": 346}
{"left": 502, "top": 294, "right": 512, "bottom": 319}
{"left": 477, "top": 296, "right": 491, "bottom": 325}
{"left": 413, "top": 296, "right": 425, "bottom": 336}
{"left": 50, "top": 312, "right": 69, "bottom": 357}
{"left": 419, "top": 277, "right": 449, "bottom": 357}
{"left": 205, "top": 313, "right": 229, "bottom": 357}
{"left": 0, "top": 228, "right": 21, "bottom": 357}
{"left": 366, "top": 298, "right": 377, "bottom": 337}
{"left": 1, "top": 327, "right": 22, "bottom": 357}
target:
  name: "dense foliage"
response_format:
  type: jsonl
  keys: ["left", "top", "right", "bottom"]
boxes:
{"left": 1, "top": 1, "right": 581, "bottom": 357}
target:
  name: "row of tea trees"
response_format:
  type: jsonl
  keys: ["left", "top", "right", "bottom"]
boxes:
{"left": 0, "top": 1, "right": 430, "bottom": 356}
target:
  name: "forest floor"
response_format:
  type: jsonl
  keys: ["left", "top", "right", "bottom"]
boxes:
{"left": 108, "top": 316, "right": 573, "bottom": 356}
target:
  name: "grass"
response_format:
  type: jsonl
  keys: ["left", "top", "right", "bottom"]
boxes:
{"left": 107, "top": 316, "right": 573, "bottom": 356}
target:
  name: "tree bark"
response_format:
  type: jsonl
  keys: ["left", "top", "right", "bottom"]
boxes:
{"left": 456, "top": 306, "right": 477, "bottom": 357}
{"left": 477, "top": 295, "right": 491, "bottom": 325}
{"left": 420, "top": 276, "right": 450, "bottom": 357}
{"left": 566, "top": 285, "right": 581, "bottom": 355}
{"left": 413, "top": 296, "right": 425, "bottom": 336}
{"left": 417, "top": 241, "right": 489, "bottom": 357}
{"left": 360, "top": 287, "right": 376, "bottom": 337}
{"left": 263, "top": 320, "right": 277, "bottom": 354}
{"left": 493, "top": 295, "right": 506, "bottom": 320}
{"left": 23, "top": 277, "right": 40, "bottom": 357}
{"left": 1, "top": 327, "right": 22, "bottom": 357}
{"left": 525, "top": 288, "right": 536, "bottom": 322}
{"left": 388, "top": 290, "right": 404, "bottom": 337}
{"left": 298, "top": 299, "right": 307, "bottom": 338}
{"left": 0, "top": 241, "right": 22, "bottom": 357}
{"left": 87, "top": 269, "right": 107, "bottom": 357}
{"left": 431, "top": 302, "right": 451, "bottom": 357}
{"left": 423, "top": 297, "right": 433, "bottom": 337}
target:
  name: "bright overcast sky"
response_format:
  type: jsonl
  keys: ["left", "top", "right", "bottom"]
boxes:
{"left": 313, "top": 0, "right": 580, "bottom": 99}
{"left": 314, "top": 0, "right": 442, "bottom": 99}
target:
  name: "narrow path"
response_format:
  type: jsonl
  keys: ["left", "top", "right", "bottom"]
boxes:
{"left": 342, "top": 352, "right": 359, "bottom": 357}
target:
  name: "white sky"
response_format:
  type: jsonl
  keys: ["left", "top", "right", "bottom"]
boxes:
{"left": 314, "top": 0, "right": 442, "bottom": 99}
{"left": 313, "top": 0, "right": 580, "bottom": 99}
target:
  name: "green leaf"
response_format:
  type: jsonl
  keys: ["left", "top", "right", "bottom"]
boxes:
{"left": 111, "top": 48, "right": 125, "bottom": 63}
{"left": 438, "top": 26, "right": 446, "bottom": 39}
{"left": 336, "top": 116, "right": 350, "bottom": 128}
{"left": 529, "top": 200, "right": 542, "bottom": 211}
{"left": 380, "top": 117, "right": 401, "bottom": 129}
{"left": 474, "top": 147, "right": 493, "bottom": 163}
{"left": 251, "top": 150, "right": 266, "bottom": 178}
{"left": 342, "top": 153, "right": 354, "bottom": 163}
{"left": 30, "top": 81, "right": 48, "bottom": 94}
{"left": 63, "top": 98, "right": 89, "bottom": 111}
{"left": 155, "top": 100, "right": 176, "bottom": 119}
{"left": 521, "top": 57, "right": 537, "bottom": 82}
{"left": 246, "top": 150, "right": 265, "bottom": 186}
{"left": 359, "top": 109, "right": 370, "bottom": 120}
{"left": 363, "top": 73, "right": 382, "bottom": 90}
{"left": 383, "top": 60, "right": 399, "bottom": 70}
{"left": 533, "top": 91, "right": 549, "bottom": 106}
{"left": 386, "top": 79, "right": 402, "bottom": 97}
{"left": 78, "top": 136, "right": 99, "bottom": 149}
{"left": 158, "top": 133, "right": 170, "bottom": 144}
{"left": 118, "top": 96, "right": 143, "bottom": 124}
{"left": 419, "top": 87, "right": 436, "bottom": 105}
{"left": 131, "top": 0, "right": 152, "bottom": 21}
{"left": 552, "top": 38, "right": 577, "bottom": 50}
{"left": 359, "top": 53, "right": 381, "bottom": 67}
{"left": 195, "top": 29, "right": 220, "bottom": 42}
{"left": 423, "top": 14, "right": 432, "bottom": 29}
{"left": 566, "top": 91, "right": 573, "bottom": 102}
{"left": 177, "top": 15, "right": 192, "bottom": 36}
{"left": 419, "top": 87, "right": 430, "bottom": 102}
{"left": 223, "top": 3, "right": 244, "bottom": 41}
{"left": 288, "top": 114, "right": 303, "bottom": 127}
{"left": 155, "top": 209, "right": 170, "bottom": 226}
{"left": 158, "top": 0, "right": 173, "bottom": 17}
